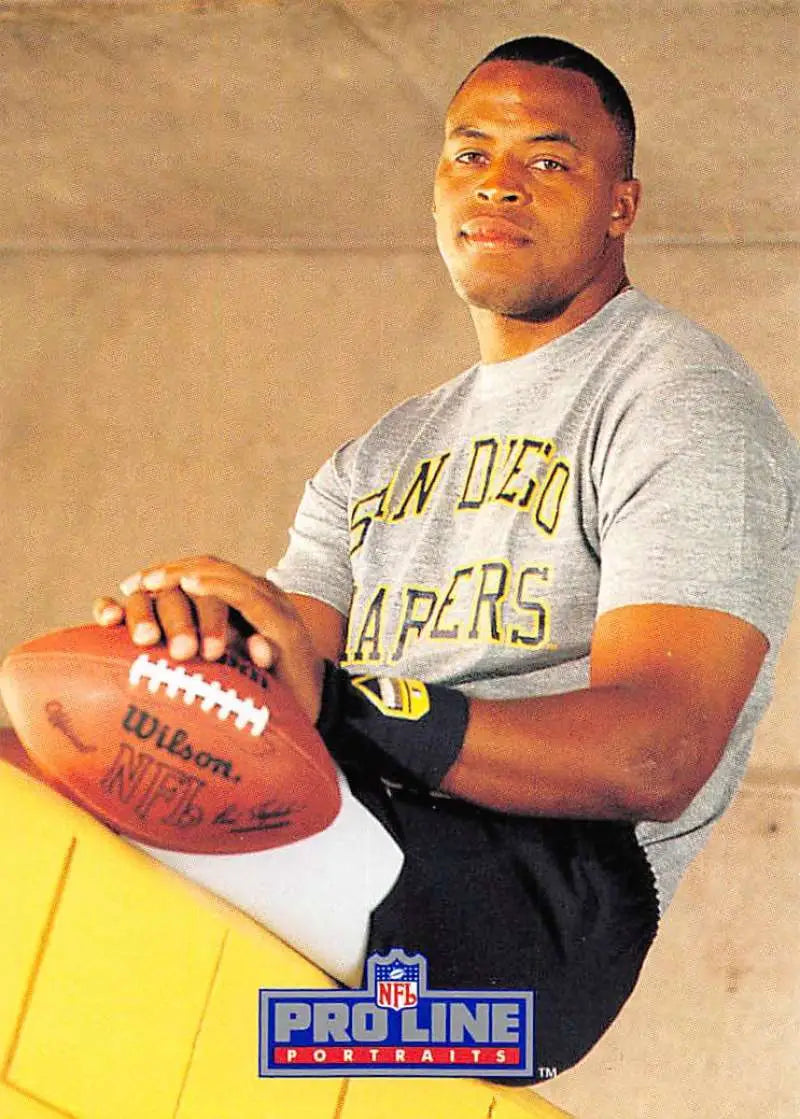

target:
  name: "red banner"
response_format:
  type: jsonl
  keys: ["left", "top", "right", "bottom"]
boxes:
{"left": 272, "top": 1045, "right": 521, "bottom": 1065}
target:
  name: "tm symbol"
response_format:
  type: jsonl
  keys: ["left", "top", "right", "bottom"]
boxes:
{"left": 538, "top": 1066, "right": 558, "bottom": 1080}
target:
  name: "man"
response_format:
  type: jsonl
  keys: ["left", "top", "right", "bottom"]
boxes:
{"left": 19, "top": 37, "right": 800, "bottom": 1079}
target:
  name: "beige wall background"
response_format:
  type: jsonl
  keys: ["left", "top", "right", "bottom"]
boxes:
{"left": 1, "top": 2, "right": 797, "bottom": 1115}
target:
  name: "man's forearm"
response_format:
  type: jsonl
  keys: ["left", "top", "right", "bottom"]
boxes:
{"left": 441, "top": 683, "right": 717, "bottom": 823}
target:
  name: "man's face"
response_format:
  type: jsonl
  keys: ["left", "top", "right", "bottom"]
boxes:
{"left": 433, "top": 61, "right": 637, "bottom": 319}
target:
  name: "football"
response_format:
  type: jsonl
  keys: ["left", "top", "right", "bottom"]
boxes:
{"left": 0, "top": 625, "right": 341, "bottom": 854}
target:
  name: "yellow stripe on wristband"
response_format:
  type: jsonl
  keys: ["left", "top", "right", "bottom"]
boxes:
{"left": 351, "top": 674, "right": 431, "bottom": 720}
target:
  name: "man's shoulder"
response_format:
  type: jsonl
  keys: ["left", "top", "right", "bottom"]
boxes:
{"left": 613, "top": 289, "right": 753, "bottom": 376}
{"left": 595, "top": 291, "right": 798, "bottom": 487}
{"left": 598, "top": 289, "right": 774, "bottom": 415}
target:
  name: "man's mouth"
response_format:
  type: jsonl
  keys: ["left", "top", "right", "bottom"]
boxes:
{"left": 459, "top": 217, "right": 533, "bottom": 249}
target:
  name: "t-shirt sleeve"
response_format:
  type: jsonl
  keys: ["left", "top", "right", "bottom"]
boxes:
{"left": 594, "top": 366, "right": 800, "bottom": 649}
{"left": 267, "top": 441, "right": 357, "bottom": 617}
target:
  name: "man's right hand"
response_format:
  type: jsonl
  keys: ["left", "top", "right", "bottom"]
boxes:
{"left": 92, "top": 556, "right": 347, "bottom": 725}
{"left": 93, "top": 582, "right": 230, "bottom": 664}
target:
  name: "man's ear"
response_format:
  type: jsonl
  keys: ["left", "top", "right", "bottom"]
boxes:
{"left": 608, "top": 179, "right": 642, "bottom": 238}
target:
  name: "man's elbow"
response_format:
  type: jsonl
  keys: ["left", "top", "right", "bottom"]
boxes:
{"left": 621, "top": 726, "right": 726, "bottom": 823}
{"left": 627, "top": 784, "right": 694, "bottom": 823}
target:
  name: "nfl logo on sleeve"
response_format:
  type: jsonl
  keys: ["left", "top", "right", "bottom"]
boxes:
{"left": 258, "top": 948, "right": 535, "bottom": 1078}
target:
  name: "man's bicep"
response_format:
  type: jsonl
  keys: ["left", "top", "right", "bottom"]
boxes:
{"left": 268, "top": 447, "right": 357, "bottom": 629}
{"left": 288, "top": 594, "right": 347, "bottom": 663}
{"left": 595, "top": 369, "right": 795, "bottom": 654}
{"left": 590, "top": 603, "right": 768, "bottom": 793}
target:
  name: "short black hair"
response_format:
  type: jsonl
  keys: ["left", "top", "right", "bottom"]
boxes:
{"left": 457, "top": 36, "right": 636, "bottom": 179}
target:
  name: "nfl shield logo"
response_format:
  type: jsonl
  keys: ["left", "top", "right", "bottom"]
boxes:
{"left": 375, "top": 958, "right": 420, "bottom": 1010}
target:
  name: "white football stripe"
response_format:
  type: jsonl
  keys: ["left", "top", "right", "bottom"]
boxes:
{"left": 129, "top": 654, "right": 270, "bottom": 736}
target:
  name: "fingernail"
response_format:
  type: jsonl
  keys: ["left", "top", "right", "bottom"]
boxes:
{"left": 100, "top": 606, "right": 120, "bottom": 625}
{"left": 133, "top": 622, "right": 160, "bottom": 645}
{"left": 202, "top": 637, "right": 225, "bottom": 661}
{"left": 249, "top": 635, "right": 273, "bottom": 667}
{"left": 119, "top": 574, "right": 141, "bottom": 597}
{"left": 142, "top": 570, "right": 166, "bottom": 591}
{"left": 169, "top": 634, "right": 197, "bottom": 660}
{"left": 180, "top": 575, "right": 201, "bottom": 593}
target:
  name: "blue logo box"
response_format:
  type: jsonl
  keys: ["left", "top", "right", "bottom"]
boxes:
{"left": 259, "top": 949, "right": 535, "bottom": 1078}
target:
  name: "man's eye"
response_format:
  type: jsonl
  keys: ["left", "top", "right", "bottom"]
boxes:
{"left": 531, "top": 158, "right": 567, "bottom": 171}
{"left": 454, "top": 151, "right": 487, "bottom": 165}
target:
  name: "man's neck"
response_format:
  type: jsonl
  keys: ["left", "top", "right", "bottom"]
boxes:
{"left": 471, "top": 272, "right": 631, "bottom": 365}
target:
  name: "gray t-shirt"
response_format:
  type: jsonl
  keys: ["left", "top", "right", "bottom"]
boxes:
{"left": 270, "top": 289, "right": 799, "bottom": 914}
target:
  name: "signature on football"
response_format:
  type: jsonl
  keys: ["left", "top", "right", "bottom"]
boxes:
{"left": 45, "top": 699, "right": 97, "bottom": 754}
{"left": 213, "top": 800, "right": 297, "bottom": 833}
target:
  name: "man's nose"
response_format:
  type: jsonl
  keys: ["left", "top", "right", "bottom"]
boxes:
{"left": 475, "top": 183, "right": 524, "bottom": 203}
{"left": 474, "top": 167, "right": 530, "bottom": 203}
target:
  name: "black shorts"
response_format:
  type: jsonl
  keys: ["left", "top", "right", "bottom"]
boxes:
{"left": 346, "top": 774, "right": 659, "bottom": 1084}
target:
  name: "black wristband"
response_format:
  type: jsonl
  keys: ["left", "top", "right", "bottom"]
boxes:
{"left": 316, "top": 662, "right": 469, "bottom": 790}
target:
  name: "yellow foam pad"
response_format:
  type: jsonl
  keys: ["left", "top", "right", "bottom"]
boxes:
{"left": 0, "top": 759, "right": 570, "bottom": 1118}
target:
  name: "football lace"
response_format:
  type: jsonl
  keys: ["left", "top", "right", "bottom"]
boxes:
{"left": 129, "top": 654, "right": 271, "bottom": 737}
